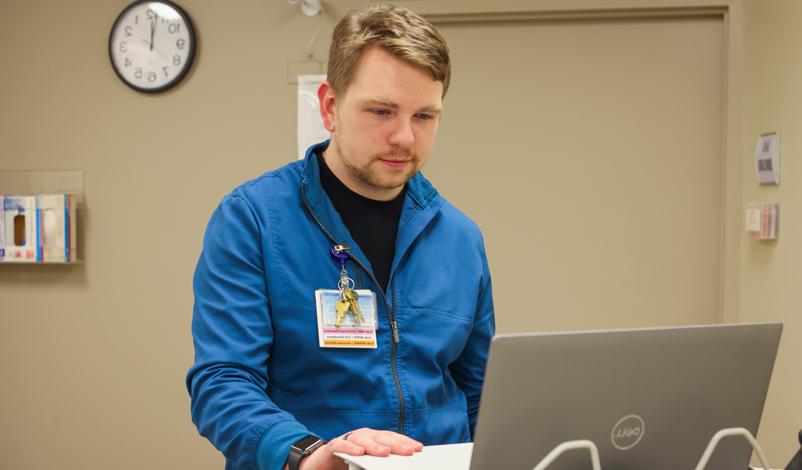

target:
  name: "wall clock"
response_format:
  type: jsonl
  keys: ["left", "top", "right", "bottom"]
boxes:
{"left": 109, "top": 0, "right": 196, "bottom": 93}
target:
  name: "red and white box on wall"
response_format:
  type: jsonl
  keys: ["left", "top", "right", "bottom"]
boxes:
{"left": 745, "top": 202, "right": 779, "bottom": 241}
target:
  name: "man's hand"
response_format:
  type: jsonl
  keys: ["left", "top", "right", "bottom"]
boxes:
{"left": 299, "top": 428, "right": 423, "bottom": 470}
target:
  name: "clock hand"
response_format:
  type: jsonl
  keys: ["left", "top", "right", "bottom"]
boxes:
{"left": 140, "top": 38, "right": 168, "bottom": 59}
{"left": 149, "top": 17, "right": 156, "bottom": 51}
{"left": 153, "top": 46, "right": 169, "bottom": 61}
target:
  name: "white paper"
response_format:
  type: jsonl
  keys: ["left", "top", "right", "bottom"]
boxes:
{"left": 745, "top": 208, "right": 761, "bottom": 232}
{"left": 297, "top": 74, "right": 330, "bottom": 160}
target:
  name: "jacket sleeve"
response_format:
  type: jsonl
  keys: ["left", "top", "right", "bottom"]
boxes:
{"left": 448, "top": 243, "right": 496, "bottom": 439}
{"left": 186, "top": 194, "right": 312, "bottom": 470}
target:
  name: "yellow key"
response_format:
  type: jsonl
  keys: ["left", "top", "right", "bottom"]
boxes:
{"left": 343, "top": 288, "right": 364, "bottom": 324}
{"left": 335, "top": 299, "right": 351, "bottom": 328}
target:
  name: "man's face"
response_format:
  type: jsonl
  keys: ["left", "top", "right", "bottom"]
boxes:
{"left": 322, "top": 46, "right": 443, "bottom": 200}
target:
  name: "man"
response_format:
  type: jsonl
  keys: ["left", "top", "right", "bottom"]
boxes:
{"left": 187, "top": 5, "right": 495, "bottom": 470}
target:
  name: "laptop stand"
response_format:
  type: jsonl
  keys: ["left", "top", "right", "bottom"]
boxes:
{"left": 529, "top": 427, "right": 771, "bottom": 470}
{"left": 531, "top": 439, "right": 601, "bottom": 470}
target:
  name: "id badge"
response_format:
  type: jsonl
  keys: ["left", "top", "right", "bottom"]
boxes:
{"left": 315, "top": 289, "right": 378, "bottom": 348}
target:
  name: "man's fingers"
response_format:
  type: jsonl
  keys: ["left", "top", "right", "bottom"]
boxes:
{"left": 328, "top": 437, "right": 366, "bottom": 456}
{"left": 344, "top": 433, "right": 392, "bottom": 456}
{"left": 371, "top": 432, "right": 422, "bottom": 455}
{"left": 376, "top": 430, "right": 423, "bottom": 451}
{"left": 342, "top": 429, "right": 423, "bottom": 456}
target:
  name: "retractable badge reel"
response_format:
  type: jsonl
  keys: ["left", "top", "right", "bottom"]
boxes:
{"left": 330, "top": 244, "right": 365, "bottom": 327}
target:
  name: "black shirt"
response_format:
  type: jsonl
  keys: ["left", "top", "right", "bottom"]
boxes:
{"left": 317, "top": 152, "right": 406, "bottom": 292}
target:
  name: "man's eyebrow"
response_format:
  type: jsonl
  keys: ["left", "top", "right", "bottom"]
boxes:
{"left": 361, "top": 98, "right": 442, "bottom": 115}
{"left": 418, "top": 105, "right": 442, "bottom": 115}
{"left": 362, "top": 98, "right": 399, "bottom": 109}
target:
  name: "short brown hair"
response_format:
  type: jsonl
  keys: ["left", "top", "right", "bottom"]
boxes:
{"left": 327, "top": 4, "right": 451, "bottom": 98}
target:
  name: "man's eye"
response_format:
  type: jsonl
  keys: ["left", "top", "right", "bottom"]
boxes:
{"left": 371, "top": 108, "right": 391, "bottom": 116}
{"left": 415, "top": 113, "right": 434, "bottom": 121}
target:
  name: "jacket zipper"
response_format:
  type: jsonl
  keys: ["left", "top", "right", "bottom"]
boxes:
{"left": 300, "top": 184, "right": 406, "bottom": 434}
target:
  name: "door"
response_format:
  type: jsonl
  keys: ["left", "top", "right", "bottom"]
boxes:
{"left": 425, "top": 13, "right": 726, "bottom": 332}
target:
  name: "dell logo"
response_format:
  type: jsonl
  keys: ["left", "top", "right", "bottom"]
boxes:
{"left": 614, "top": 427, "right": 641, "bottom": 439}
{"left": 611, "top": 414, "right": 645, "bottom": 450}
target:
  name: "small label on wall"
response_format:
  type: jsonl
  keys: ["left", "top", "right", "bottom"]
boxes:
{"left": 755, "top": 132, "right": 780, "bottom": 185}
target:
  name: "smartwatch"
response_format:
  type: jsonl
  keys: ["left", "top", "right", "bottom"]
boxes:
{"left": 288, "top": 435, "right": 326, "bottom": 470}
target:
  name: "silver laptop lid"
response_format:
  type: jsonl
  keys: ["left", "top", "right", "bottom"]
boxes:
{"left": 470, "top": 322, "right": 782, "bottom": 470}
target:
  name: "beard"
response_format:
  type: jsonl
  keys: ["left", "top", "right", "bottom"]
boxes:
{"left": 334, "top": 138, "right": 421, "bottom": 191}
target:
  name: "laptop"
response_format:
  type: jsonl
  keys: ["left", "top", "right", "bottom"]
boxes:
{"left": 469, "top": 322, "right": 782, "bottom": 470}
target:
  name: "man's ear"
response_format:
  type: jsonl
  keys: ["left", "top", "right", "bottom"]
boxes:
{"left": 317, "top": 81, "right": 337, "bottom": 132}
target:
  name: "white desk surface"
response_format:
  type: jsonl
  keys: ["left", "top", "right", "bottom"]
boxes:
{"left": 334, "top": 444, "right": 783, "bottom": 470}
{"left": 334, "top": 443, "right": 473, "bottom": 470}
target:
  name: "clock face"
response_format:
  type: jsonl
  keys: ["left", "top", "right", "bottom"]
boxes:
{"left": 109, "top": 0, "right": 196, "bottom": 93}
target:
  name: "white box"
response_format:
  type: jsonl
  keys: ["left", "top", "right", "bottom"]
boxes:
{"left": 37, "top": 194, "right": 75, "bottom": 262}
{"left": 3, "top": 195, "right": 38, "bottom": 262}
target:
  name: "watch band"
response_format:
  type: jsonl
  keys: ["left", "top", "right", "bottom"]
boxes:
{"left": 286, "top": 449, "right": 303, "bottom": 470}
{"left": 288, "top": 436, "right": 325, "bottom": 470}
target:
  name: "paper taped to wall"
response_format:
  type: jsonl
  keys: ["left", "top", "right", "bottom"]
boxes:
{"left": 297, "top": 74, "right": 329, "bottom": 160}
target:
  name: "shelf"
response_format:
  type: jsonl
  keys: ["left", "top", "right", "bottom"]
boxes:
{"left": 1, "top": 170, "right": 83, "bottom": 264}
{"left": 0, "top": 169, "right": 84, "bottom": 207}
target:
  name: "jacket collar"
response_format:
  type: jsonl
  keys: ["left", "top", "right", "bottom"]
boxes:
{"left": 300, "top": 140, "right": 442, "bottom": 289}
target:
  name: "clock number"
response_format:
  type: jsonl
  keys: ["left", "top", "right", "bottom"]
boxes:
{"left": 168, "top": 23, "right": 181, "bottom": 34}
{"left": 146, "top": 9, "right": 156, "bottom": 20}
{"left": 135, "top": 68, "right": 143, "bottom": 79}
{"left": 135, "top": 15, "right": 139, "bottom": 25}
{"left": 124, "top": 58, "right": 132, "bottom": 67}
{"left": 148, "top": 71, "right": 157, "bottom": 82}
{"left": 176, "top": 38, "right": 185, "bottom": 50}
{"left": 119, "top": 41, "right": 127, "bottom": 53}
{"left": 173, "top": 55, "right": 181, "bottom": 66}
{"left": 124, "top": 25, "right": 132, "bottom": 36}
{"left": 163, "top": 66, "right": 170, "bottom": 77}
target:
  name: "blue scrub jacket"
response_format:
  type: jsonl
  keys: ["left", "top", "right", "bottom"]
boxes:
{"left": 187, "top": 141, "right": 495, "bottom": 470}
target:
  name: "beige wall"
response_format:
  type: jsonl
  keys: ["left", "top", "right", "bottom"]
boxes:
{"left": 0, "top": 0, "right": 800, "bottom": 469}
{"left": 741, "top": 0, "right": 802, "bottom": 463}
{"left": 0, "top": 1, "right": 363, "bottom": 469}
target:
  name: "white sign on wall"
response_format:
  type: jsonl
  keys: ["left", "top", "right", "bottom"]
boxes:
{"left": 755, "top": 131, "right": 780, "bottom": 185}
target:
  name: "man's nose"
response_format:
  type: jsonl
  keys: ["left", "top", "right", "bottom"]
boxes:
{"left": 388, "top": 119, "right": 415, "bottom": 148}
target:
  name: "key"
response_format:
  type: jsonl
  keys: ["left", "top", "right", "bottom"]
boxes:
{"left": 335, "top": 298, "right": 351, "bottom": 328}
{"left": 343, "top": 288, "right": 364, "bottom": 324}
